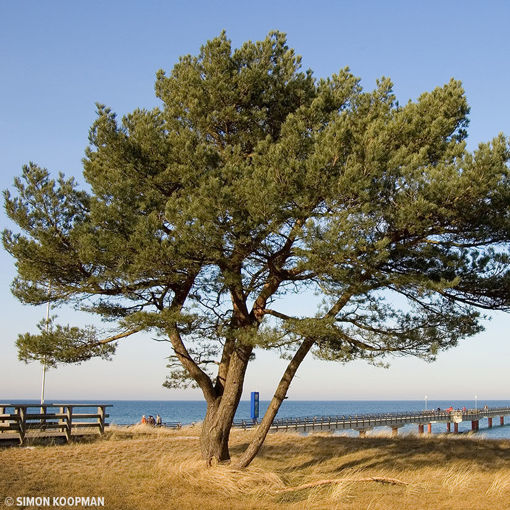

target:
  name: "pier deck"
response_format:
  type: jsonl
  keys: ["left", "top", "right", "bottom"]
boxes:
{"left": 234, "top": 406, "right": 510, "bottom": 436}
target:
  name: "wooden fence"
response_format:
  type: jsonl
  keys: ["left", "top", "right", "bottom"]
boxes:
{"left": 0, "top": 403, "right": 111, "bottom": 444}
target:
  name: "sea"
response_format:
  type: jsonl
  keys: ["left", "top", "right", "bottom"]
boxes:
{"left": 4, "top": 399, "right": 510, "bottom": 438}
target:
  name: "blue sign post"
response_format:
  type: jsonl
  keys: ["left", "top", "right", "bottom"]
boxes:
{"left": 250, "top": 391, "right": 259, "bottom": 423}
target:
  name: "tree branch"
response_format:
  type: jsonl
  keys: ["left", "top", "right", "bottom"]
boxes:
{"left": 92, "top": 327, "right": 142, "bottom": 345}
{"left": 165, "top": 273, "right": 217, "bottom": 402}
{"left": 262, "top": 309, "right": 295, "bottom": 321}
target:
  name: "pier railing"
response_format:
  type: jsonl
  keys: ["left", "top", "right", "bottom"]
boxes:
{"left": 233, "top": 406, "right": 510, "bottom": 434}
{"left": 0, "top": 403, "right": 111, "bottom": 444}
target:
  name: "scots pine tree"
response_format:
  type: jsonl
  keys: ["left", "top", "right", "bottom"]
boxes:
{"left": 4, "top": 32, "right": 510, "bottom": 467}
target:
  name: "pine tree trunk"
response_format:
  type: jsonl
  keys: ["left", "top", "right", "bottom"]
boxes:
{"left": 200, "top": 345, "right": 252, "bottom": 465}
{"left": 233, "top": 337, "right": 315, "bottom": 469}
{"left": 200, "top": 400, "right": 231, "bottom": 465}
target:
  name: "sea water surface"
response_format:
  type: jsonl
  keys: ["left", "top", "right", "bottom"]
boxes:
{"left": 5, "top": 399, "right": 510, "bottom": 438}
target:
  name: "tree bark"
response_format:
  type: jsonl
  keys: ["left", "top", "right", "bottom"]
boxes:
{"left": 200, "top": 399, "right": 231, "bottom": 464}
{"left": 232, "top": 336, "right": 315, "bottom": 469}
{"left": 200, "top": 344, "right": 252, "bottom": 465}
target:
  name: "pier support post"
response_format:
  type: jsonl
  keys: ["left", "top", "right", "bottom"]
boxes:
{"left": 471, "top": 420, "right": 479, "bottom": 431}
{"left": 427, "top": 423, "right": 432, "bottom": 434}
{"left": 418, "top": 424, "right": 424, "bottom": 434}
{"left": 488, "top": 417, "right": 493, "bottom": 428}
{"left": 501, "top": 416, "right": 505, "bottom": 426}
{"left": 446, "top": 422, "right": 451, "bottom": 433}
{"left": 454, "top": 423, "right": 459, "bottom": 434}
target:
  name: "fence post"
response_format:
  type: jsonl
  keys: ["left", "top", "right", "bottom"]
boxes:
{"left": 65, "top": 406, "right": 72, "bottom": 442}
{"left": 40, "top": 405, "right": 47, "bottom": 427}
{"left": 97, "top": 406, "right": 105, "bottom": 435}
{"left": 59, "top": 406, "right": 65, "bottom": 435}
{"left": 18, "top": 407, "right": 26, "bottom": 445}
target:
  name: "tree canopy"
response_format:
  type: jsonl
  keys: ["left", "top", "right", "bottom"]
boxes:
{"left": 4, "top": 31, "right": 510, "bottom": 467}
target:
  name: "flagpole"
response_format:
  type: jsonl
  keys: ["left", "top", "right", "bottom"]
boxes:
{"left": 40, "top": 290, "right": 50, "bottom": 405}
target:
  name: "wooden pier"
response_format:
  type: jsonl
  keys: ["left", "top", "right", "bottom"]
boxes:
{"left": 0, "top": 403, "right": 111, "bottom": 444}
{"left": 234, "top": 406, "right": 510, "bottom": 436}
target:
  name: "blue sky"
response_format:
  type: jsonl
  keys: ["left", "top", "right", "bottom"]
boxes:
{"left": 1, "top": 0, "right": 509, "bottom": 401}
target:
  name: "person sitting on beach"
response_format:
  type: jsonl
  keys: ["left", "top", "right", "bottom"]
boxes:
{"left": 141, "top": 415, "right": 147, "bottom": 425}
{"left": 148, "top": 415, "right": 156, "bottom": 426}
{"left": 156, "top": 414, "right": 162, "bottom": 426}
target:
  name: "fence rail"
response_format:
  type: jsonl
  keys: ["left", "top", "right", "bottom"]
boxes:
{"left": 0, "top": 403, "right": 111, "bottom": 444}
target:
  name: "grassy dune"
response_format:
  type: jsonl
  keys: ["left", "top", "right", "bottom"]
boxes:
{"left": 2, "top": 425, "right": 510, "bottom": 509}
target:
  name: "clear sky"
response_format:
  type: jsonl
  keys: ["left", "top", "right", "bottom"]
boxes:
{"left": 1, "top": 0, "right": 509, "bottom": 402}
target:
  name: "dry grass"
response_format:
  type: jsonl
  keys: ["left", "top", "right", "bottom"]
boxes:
{"left": 2, "top": 425, "right": 510, "bottom": 509}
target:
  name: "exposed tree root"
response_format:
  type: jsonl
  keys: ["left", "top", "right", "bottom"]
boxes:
{"left": 278, "top": 476, "right": 409, "bottom": 492}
